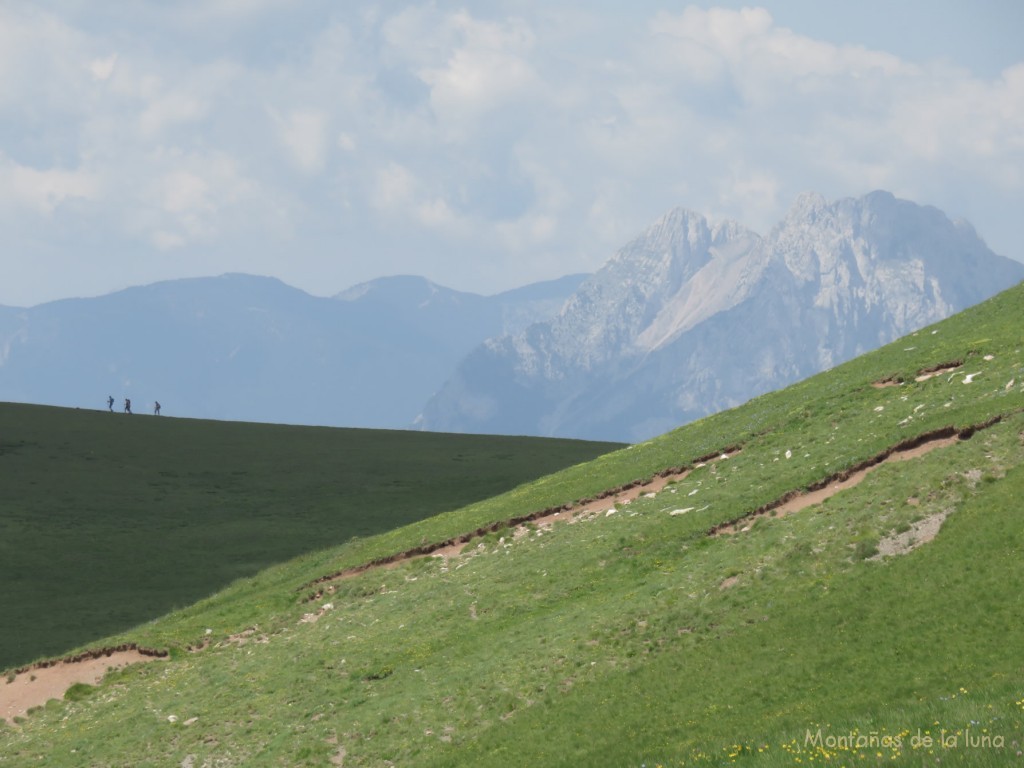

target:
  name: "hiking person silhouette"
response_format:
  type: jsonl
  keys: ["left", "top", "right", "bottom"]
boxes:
{"left": 107, "top": 395, "right": 114, "bottom": 412}
{"left": 124, "top": 398, "right": 132, "bottom": 414}
{"left": 154, "top": 401, "right": 161, "bottom": 416}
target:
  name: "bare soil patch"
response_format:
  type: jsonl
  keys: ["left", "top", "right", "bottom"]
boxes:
{"left": 914, "top": 361, "right": 962, "bottom": 383}
{"left": 872, "top": 512, "right": 949, "bottom": 559}
{"left": 301, "top": 446, "right": 742, "bottom": 601}
{"left": 1, "top": 647, "right": 166, "bottom": 724}
{"left": 709, "top": 418, "right": 1001, "bottom": 536}
{"left": 871, "top": 377, "right": 902, "bottom": 389}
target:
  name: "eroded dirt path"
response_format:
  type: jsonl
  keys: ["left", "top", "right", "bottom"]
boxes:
{"left": 2, "top": 409, "right": 1010, "bottom": 726}
{"left": 709, "top": 420, "right": 998, "bottom": 536}
{"left": 302, "top": 447, "right": 742, "bottom": 600}
{"left": 872, "top": 360, "right": 963, "bottom": 388}
{"left": 1, "top": 648, "right": 166, "bottom": 725}
{"left": 304, "top": 418, "right": 1006, "bottom": 598}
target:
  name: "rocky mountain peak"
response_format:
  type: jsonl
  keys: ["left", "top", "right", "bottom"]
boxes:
{"left": 785, "top": 190, "right": 830, "bottom": 220}
{"left": 419, "top": 191, "right": 1024, "bottom": 442}
{"left": 527, "top": 208, "right": 762, "bottom": 371}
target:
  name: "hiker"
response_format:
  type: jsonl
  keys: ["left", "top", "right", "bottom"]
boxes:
{"left": 124, "top": 398, "right": 132, "bottom": 414}
{"left": 107, "top": 395, "right": 114, "bottom": 412}
{"left": 154, "top": 401, "right": 161, "bottom": 416}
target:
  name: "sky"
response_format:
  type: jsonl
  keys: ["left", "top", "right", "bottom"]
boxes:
{"left": 1, "top": 0, "right": 1022, "bottom": 307}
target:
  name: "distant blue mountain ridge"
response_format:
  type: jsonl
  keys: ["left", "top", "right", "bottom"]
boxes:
{"left": 3, "top": 191, "right": 1022, "bottom": 442}
{"left": 0, "top": 272, "right": 587, "bottom": 429}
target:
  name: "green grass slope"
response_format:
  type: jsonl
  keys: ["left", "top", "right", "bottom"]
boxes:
{"left": 0, "top": 408, "right": 620, "bottom": 669}
{"left": 2, "top": 282, "right": 1022, "bottom": 766}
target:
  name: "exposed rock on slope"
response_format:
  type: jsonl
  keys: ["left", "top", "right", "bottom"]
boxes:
{"left": 417, "top": 191, "right": 1024, "bottom": 442}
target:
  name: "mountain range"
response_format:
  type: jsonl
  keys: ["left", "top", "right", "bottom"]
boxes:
{"left": 0, "top": 273, "right": 585, "bottom": 429}
{"left": 2, "top": 190, "right": 1021, "bottom": 441}
{"left": 416, "top": 191, "right": 1024, "bottom": 441}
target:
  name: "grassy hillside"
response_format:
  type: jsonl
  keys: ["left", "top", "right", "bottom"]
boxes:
{"left": 0, "top": 407, "right": 620, "bottom": 669}
{"left": 1, "top": 282, "right": 1022, "bottom": 766}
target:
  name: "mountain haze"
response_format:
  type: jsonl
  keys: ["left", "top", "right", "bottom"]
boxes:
{"left": 0, "top": 273, "right": 586, "bottom": 428}
{"left": 418, "top": 191, "right": 1024, "bottom": 441}
{"left": 4, "top": 279, "right": 1024, "bottom": 765}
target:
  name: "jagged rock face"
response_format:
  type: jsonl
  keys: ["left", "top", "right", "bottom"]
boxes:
{"left": 418, "top": 191, "right": 1024, "bottom": 442}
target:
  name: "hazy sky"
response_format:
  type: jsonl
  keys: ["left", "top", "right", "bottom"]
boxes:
{"left": 2, "top": 1, "right": 1022, "bottom": 306}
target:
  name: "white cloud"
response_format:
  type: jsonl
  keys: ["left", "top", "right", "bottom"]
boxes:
{"left": 495, "top": 213, "right": 557, "bottom": 250}
{"left": 125, "top": 148, "right": 273, "bottom": 251}
{"left": 152, "top": 230, "right": 186, "bottom": 250}
{"left": 371, "top": 162, "right": 417, "bottom": 211}
{"left": 0, "top": 154, "right": 99, "bottom": 214}
{"left": 716, "top": 172, "right": 780, "bottom": 223}
{"left": 383, "top": 8, "right": 540, "bottom": 134}
{"left": 89, "top": 53, "right": 117, "bottom": 81}
{"left": 419, "top": 13, "right": 537, "bottom": 117}
{"left": 276, "top": 109, "right": 330, "bottom": 174}
{"left": 0, "top": 6, "right": 94, "bottom": 112}
{"left": 138, "top": 86, "right": 208, "bottom": 138}
{"left": 370, "top": 162, "right": 469, "bottom": 235}
{"left": 648, "top": 6, "right": 908, "bottom": 91}
{"left": 159, "top": 169, "right": 211, "bottom": 216}
{"left": 0, "top": 2, "right": 1022, "bottom": 307}
{"left": 415, "top": 197, "right": 461, "bottom": 230}
{"left": 648, "top": 6, "right": 773, "bottom": 83}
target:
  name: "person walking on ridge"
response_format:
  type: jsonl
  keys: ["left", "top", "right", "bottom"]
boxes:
{"left": 107, "top": 395, "right": 114, "bottom": 412}
{"left": 124, "top": 398, "right": 132, "bottom": 414}
{"left": 154, "top": 401, "right": 161, "bottom": 416}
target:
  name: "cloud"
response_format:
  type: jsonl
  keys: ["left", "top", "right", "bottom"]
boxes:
{"left": 276, "top": 109, "right": 330, "bottom": 174}
{"left": 495, "top": 212, "right": 557, "bottom": 250}
{"left": 648, "top": 6, "right": 908, "bottom": 91}
{"left": 371, "top": 162, "right": 417, "bottom": 211}
{"left": 123, "top": 148, "right": 277, "bottom": 251}
{"left": 89, "top": 53, "right": 117, "bottom": 81}
{"left": 369, "top": 161, "right": 469, "bottom": 235}
{"left": 0, "top": 6, "right": 95, "bottom": 113}
{"left": 715, "top": 172, "right": 780, "bottom": 223}
{"left": 420, "top": 13, "right": 538, "bottom": 118}
{"left": 0, "top": 2, "right": 1021, "bottom": 307}
{"left": 414, "top": 197, "right": 461, "bottom": 230}
{"left": 383, "top": 8, "right": 540, "bottom": 134}
{"left": 0, "top": 153, "right": 99, "bottom": 214}
{"left": 138, "top": 85, "right": 209, "bottom": 138}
